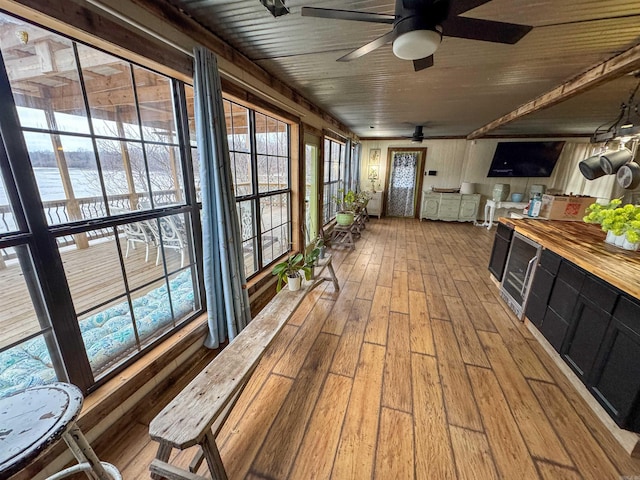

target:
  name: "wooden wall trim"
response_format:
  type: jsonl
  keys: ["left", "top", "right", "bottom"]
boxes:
{"left": 302, "top": 123, "right": 323, "bottom": 138}
{"left": 222, "top": 81, "right": 300, "bottom": 124}
{"left": 323, "top": 129, "right": 347, "bottom": 144}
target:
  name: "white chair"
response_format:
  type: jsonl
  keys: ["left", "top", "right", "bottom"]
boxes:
{"left": 111, "top": 206, "right": 154, "bottom": 262}
{"left": 147, "top": 216, "right": 188, "bottom": 268}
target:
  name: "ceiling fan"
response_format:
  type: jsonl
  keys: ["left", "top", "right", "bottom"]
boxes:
{"left": 406, "top": 125, "right": 425, "bottom": 142}
{"left": 301, "top": 0, "right": 532, "bottom": 71}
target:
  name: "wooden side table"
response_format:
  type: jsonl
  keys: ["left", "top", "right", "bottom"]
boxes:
{"left": 331, "top": 225, "right": 356, "bottom": 250}
{"left": 0, "top": 383, "right": 121, "bottom": 480}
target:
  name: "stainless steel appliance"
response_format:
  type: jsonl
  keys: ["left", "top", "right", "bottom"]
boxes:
{"left": 500, "top": 232, "right": 541, "bottom": 319}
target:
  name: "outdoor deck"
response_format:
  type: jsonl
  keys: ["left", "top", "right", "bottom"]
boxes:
{"left": 0, "top": 234, "right": 177, "bottom": 350}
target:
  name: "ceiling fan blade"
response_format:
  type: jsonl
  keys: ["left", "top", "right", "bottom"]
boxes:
{"left": 413, "top": 56, "right": 434, "bottom": 71}
{"left": 442, "top": 16, "right": 532, "bottom": 44}
{"left": 337, "top": 30, "right": 397, "bottom": 62}
{"left": 449, "top": 0, "right": 492, "bottom": 16}
{"left": 301, "top": 7, "right": 395, "bottom": 24}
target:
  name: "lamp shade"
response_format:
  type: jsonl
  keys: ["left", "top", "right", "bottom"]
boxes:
{"left": 600, "top": 148, "right": 632, "bottom": 175}
{"left": 579, "top": 155, "right": 606, "bottom": 180}
{"left": 616, "top": 162, "right": 640, "bottom": 189}
{"left": 392, "top": 29, "right": 442, "bottom": 60}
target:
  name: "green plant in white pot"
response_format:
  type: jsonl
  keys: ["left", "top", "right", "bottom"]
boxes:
{"left": 332, "top": 188, "right": 357, "bottom": 226}
{"left": 315, "top": 232, "right": 327, "bottom": 259}
{"left": 304, "top": 245, "right": 321, "bottom": 279}
{"left": 584, "top": 199, "right": 640, "bottom": 250}
{"left": 272, "top": 253, "right": 311, "bottom": 292}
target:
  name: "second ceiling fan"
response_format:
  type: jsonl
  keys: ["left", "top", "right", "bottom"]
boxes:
{"left": 301, "top": 0, "right": 532, "bottom": 71}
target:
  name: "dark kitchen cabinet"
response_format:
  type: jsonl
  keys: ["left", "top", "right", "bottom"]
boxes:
{"left": 525, "top": 249, "right": 560, "bottom": 327}
{"left": 548, "top": 261, "right": 585, "bottom": 319}
{"left": 524, "top": 259, "right": 640, "bottom": 433}
{"left": 539, "top": 260, "right": 585, "bottom": 352}
{"left": 488, "top": 222, "right": 513, "bottom": 281}
{"left": 563, "top": 276, "right": 618, "bottom": 382}
{"left": 591, "top": 296, "right": 640, "bottom": 430}
{"left": 540, "top": 308, "right": 570, "bottom": 352}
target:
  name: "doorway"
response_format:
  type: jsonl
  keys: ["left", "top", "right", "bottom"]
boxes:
{"left": 385, "top": 148, "right": 426, "bottom": 217}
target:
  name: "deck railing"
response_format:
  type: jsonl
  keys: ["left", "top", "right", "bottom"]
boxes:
{"left": 0, "top": 190, "right": 180, "bottom": 266}
{"left": 0, "top": 183, "right": 289, "bottom": 267}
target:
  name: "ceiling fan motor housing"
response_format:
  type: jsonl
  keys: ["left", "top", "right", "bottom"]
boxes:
{"left": 393, "top": 20, "right": 443, "bottom": 60}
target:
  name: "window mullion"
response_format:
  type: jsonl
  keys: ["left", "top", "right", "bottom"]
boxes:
{"left": 248, "top": 110, "right": 263, "bottom": 269}
{"left": 173, "top": 81, "right": 204, "bottom": 313}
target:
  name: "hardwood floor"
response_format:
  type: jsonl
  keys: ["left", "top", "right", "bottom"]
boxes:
{"left": 94, "top": 218, "right": 640, "bottom": 479}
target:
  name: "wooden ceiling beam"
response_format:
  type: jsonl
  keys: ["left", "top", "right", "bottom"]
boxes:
{"left": 467, "top": 43, "right": 640, "bottom": 140}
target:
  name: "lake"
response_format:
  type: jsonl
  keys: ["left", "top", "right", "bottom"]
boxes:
{"left": 0, "top": 167, "right": 172, "bottom": 204}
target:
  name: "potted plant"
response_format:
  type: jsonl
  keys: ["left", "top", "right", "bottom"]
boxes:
{"left": 356, "top": 191, "right": 372, "bottom": 212}
{"left": 584, "top": 199, "right": 640, "bottom": 250}
{"left": 304, "top": 245, "right": 321, "bottom": 279}
{"left": 332, "top": 188, "right": 357, "bottom": 226}
{"left": 272, "top": 253, "right": 310, "bottom": 292}
{"left": 315, "top": 231, "right": 327, "bottom": 259}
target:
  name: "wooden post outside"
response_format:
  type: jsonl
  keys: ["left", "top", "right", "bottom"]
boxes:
{"left": 168, "top": 146, "right": 183, "bottom": 203}
{"left": 44, "top": 105, "right": 89, "bottom": 249}
{"left": 116, "top": 107, "right": 139, "bottom": 210}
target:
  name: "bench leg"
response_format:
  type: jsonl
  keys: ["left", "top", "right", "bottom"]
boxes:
{"left": 201, "top": 432, "right": 228, "bottom": 480}
{"left": 327, "top": 261, "right": 340, "bottom": 291}
{"left": 189, "top": 449, "right": 205, "bottom": 473}
{"left": 151, "top": 442, "right": 173, "bottom": 480}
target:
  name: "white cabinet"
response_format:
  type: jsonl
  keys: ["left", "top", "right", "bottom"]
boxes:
{"left": 420, "top": 193, "right": 480, "bottom": 222}
{"left": 367, "top": 191, "right": 383, "bottom": 218}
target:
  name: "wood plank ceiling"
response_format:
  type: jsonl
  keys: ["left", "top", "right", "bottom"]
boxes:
{"left": 164, "top": 0, "right": 640, "bottom": 139}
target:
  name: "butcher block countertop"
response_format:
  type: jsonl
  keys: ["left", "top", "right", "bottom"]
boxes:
{"left": 501, "top": 218, "right": 640, "bottom": 300}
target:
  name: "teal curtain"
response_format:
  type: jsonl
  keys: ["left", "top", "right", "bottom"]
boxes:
{"left": 194, "top": 47, "right": 251, "bottom": 349}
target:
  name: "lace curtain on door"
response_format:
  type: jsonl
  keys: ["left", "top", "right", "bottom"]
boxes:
{"left": 387, "top": 152, "right": 419, "bottom": 217}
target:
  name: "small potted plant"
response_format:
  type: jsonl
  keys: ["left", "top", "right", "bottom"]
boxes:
{"left": 356, "top": 191, "right": 372, "bottom": 213}
{"left": 315, "top": 229, "right": 327, "bottom": 259}
{"left": 584, "top": 199, "right": 640, "bottom": 251}
{"left": 272, "top": 253, "right": 310, "bottom": 292}
{"left": 332, "top": 188, "right": 357, "bottom": 226}
{"left": 304, "top": 245, "right": 321, "bottom": 279}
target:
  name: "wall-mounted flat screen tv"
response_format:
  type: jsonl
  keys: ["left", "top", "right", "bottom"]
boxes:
{"left": 487, "top": 141, "right": 565, "bottom": 177}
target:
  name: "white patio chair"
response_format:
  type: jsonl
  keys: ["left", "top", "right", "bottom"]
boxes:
{"left": 111, "top": 206, "right": 154, "bottom": 262}
{"left": 147, "top": 216, "right": 188, "bottom": 268}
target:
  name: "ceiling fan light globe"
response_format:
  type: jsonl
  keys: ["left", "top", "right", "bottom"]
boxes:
{"left": 392, "top": 28, "right": 442, "bottom": 61}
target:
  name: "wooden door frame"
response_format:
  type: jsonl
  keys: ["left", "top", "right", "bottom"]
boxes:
{"left": 302, "top": 124, "right": 321, "bottom": 245}
{"left": 383, "top": 147, "right": 427, "bottom": 218}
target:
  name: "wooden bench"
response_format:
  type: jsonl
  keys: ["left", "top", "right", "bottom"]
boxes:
{"left": 148, "top": 255, "right": 339, "bottom": 480}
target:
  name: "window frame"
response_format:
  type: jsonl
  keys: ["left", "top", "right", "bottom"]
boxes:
{"left": 0, "top": 19, "right": 204, "bottom": 394}
{"left": 322, "top": 137, "right": 346, "bottom": 225}
{"left": 224, "top": 99, "right": 292, "bottom": 279}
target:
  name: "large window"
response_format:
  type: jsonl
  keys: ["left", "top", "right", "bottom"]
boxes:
{"left": 0, "top": 13, "right": 201, "bottom": 396}
{"left": 0, "top": 12, "right": 296, "bottom": 397}
{"left": 322, "top": 138, "right": 346, "bottom": 224}
{"left": 224, "top": 100, "right": 291, "bottom": 278}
